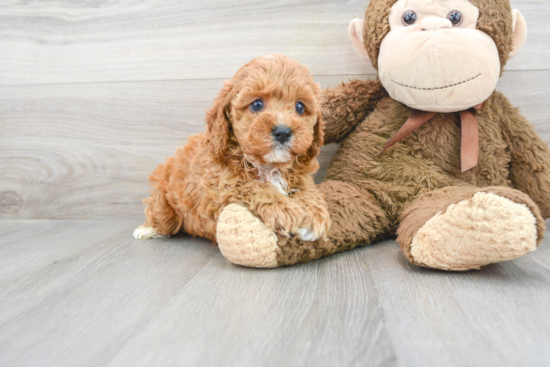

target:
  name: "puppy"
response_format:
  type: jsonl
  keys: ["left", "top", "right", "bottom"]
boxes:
{"left": 134, "top": 54, "right": 331, "bottom": 243}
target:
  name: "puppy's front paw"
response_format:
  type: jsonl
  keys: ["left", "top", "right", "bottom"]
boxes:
{"left": 297, "top": 227, "right": 319, "bottom": 241}
{"left": 290, "top": 189, "right": 331, "bottom": 241}
{"left": 297, "top": 213, "right": 331, "bottom": 242}
{"left": 255, "top": 201, "right": 306, "bottom": 237}
{"left": 310, "top": 210, "right": 331, "bottom": 241}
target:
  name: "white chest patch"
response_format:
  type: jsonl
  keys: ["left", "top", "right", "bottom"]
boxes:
{"left": 250, "top": 161, "right": 289, "bottom": 196}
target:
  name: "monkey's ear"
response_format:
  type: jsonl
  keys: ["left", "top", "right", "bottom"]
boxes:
{"left": 509, "top": 9, "right": 527, "bottom": 58}
{"left": 348, "top": 18, "right": 371, "bottom": 62}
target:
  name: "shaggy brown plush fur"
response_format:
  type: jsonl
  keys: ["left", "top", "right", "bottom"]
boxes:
{"left": 213, "top": 0, "right": 547, "bottom": 271}
{"left": 249, "top": 0, "right": 550, "bottom": 268}
{"left": 136, "top": 54, "right": 330, "bottom": 242}
{"left": 273, "top": 89, "right": 550, "bottom": 267}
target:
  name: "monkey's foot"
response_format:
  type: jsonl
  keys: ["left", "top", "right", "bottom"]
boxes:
{"left": 409, "top": 192, "right": 538, "bottom": 271}
{"left": 217, "top": 204, "right": 281, "bottom": 268}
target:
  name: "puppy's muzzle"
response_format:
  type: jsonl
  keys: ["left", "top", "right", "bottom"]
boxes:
{"left": 272, "top": 125, "right": 292, "bottom": 145}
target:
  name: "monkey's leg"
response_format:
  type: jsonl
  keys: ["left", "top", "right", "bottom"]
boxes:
{"left": 216, "top": 180, "right": 391, "bottom": 268}
{"left": 398, "top": 186, "right": 546, "bottom": 271}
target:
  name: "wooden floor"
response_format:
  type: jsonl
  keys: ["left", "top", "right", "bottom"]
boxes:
{"left": 0, "top": 219, "right": 549, "bottom": 367}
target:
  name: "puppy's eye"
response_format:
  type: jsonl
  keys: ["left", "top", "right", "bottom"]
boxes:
{"left": 295, "top": 102, "right": 305, "bottom": 115}
{"left": 250, "top": 99, "right": 264, "bottom": 112}
{"left": 447, "top": 10, "right": 463, "bottom": 26}
{"left": 402, "top": 10, "right": 417, "bottom": 26}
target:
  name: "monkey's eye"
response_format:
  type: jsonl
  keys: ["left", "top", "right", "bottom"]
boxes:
{"left": 295, "top": 101, "right": 305, "bottom": 115}
{"left": 402, "top": 10, "right": 417, "bottom": 26}
{"left": 250, "top": 99, "right": 264, "bottom": 112}
{"left": 447, "top": 10, "right": 463, "bottom": 26}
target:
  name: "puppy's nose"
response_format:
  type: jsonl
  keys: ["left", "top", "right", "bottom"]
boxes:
{"left": 272, "top": 125, "right": 292, "bottom": 144}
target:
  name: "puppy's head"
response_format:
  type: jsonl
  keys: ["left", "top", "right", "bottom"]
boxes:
{"left": 205, "top": 54, "right": 323, "bottom": 167}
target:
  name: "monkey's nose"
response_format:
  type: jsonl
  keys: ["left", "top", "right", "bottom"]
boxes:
{"left": 421, "top": 16, "right": 452, "bottom": 30}
{"left": 272, "top": 125, "right": 292, "bottom": 144}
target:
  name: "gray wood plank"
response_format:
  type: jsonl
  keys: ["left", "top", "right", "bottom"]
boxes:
{"left": 0, "top": 220, "right": 398, "bottom": 367}
{"left": 0, "top": 219, "right": 549, "bottom": 366}
{"left": 0, "top": 0, "right": 547, "bottom": 86}
{"left": 0, "top": 220, "right": 220, "bottom": 367}
{"left": 105, "top": 248, "right": 397, "bottom": 367}
{"left": 1, "top": 71, "right": 549, "bottom": 219}
{"left": 363, "top": 237, "right": 550, "bottom": 367}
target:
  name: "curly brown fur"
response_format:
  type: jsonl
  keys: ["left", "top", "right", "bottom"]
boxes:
{"left": 137, "top": 54, "right": 330, "bottom": 242}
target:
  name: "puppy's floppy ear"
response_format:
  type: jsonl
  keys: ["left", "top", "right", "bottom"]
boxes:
{"left": 306, "top": 109, "right": 325, "bottom": 160}
{"left": 205, "top": 81, "right": 233, "bottom": 158}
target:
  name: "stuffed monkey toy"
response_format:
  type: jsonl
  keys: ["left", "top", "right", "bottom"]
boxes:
{"left": 216, "top": 0, "right": 550, "bottom": 271}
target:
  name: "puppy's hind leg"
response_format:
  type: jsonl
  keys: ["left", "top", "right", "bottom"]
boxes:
{"left": 134, "top": 189, "right": 182, "bottom": 239}
{"left": 133, "top": 225, "right": 169, "bottom": 240}
{"left": 134, "top": 163, "right": 183, "bottom": 240}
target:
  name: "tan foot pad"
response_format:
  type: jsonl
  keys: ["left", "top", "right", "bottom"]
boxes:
{"left": 217, "top": 204, "right": 279, "bottom": 268}
{"left": 410, "top": 192, "right": 538, "bottom": 271}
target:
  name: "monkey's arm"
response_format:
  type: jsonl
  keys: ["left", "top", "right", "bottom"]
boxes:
{"left": 322, "top": 79, "right": 387, "bottom": 144}
{"left": 498, "top": 94, "right": 550, "bottom": 218}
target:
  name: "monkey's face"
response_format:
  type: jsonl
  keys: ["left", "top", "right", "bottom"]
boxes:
{"left": 378, "top": 0, "right": 500, "bottom": 113}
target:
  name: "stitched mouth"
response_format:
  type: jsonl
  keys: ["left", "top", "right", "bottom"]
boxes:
{"left": 392, "top": 73, "right": 482, "bottom": 91}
